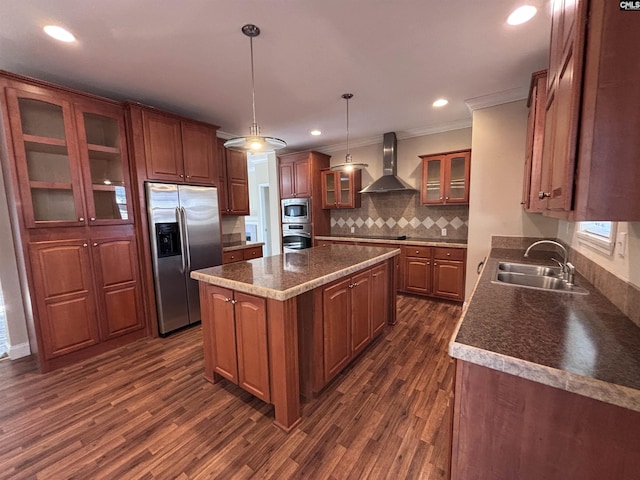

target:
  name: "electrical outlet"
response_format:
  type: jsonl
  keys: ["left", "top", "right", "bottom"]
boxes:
{"left": 350, "top": 226, "right": 355, "bottom": 233}
{"left": 441, "top": 228, "right": 447, "bottom": 236}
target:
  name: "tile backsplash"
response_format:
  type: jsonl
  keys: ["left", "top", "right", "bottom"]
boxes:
{"left": 330, "top": 191, "right": 468, "bottom": 240}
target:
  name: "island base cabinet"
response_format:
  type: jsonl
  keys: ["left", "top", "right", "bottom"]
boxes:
{"left": 200, "top": 285, "right": 270, "bottom": 403}
{"left": 452, "top": 361, "right": 640, "bottom": 480}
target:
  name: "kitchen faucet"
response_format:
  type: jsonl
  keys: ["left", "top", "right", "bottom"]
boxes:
{"left": 524, "top": 240, "right": 575, "bottom": 285}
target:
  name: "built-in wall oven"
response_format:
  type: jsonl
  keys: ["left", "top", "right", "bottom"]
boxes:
{"left": 282, "top": 223, "right": 312, "bottom": 252}
{"left": 282, "top": 198, "right": 311, "bottom": 223}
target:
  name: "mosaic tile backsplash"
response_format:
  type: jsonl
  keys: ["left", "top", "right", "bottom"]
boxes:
{"left": 330, "top": 191, "right": 469, "bottom": 240}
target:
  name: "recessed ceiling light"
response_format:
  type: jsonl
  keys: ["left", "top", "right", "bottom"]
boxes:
{"left": 507, "top": 5, "right": 537, "bottom": 25}
{"left": 433, "top": 99, "right": 448, "bottom": 107}
{"left": 43, "top": 25, "right": 76, "bottom": 43}
{"left": 310, "top": 130, "right": 322, "bottom": 136}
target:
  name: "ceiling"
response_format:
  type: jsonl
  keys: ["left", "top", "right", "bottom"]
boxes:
{"left": 0, "top": 1, "right": 551, "bottom": 153}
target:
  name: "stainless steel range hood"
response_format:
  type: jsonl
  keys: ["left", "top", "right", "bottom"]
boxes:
{"left": 359, "top": 132, "right": 417, "bottom": 193}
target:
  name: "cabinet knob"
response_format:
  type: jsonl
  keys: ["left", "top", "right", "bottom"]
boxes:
{"left": 372, "top": 273, "right": 378, "bottom": 277}
{"left": 427, "top": 261, "right": 430, "bottom": 265}
{"left": 447, "top": 252, "right": 451, "bottom": 256}
{"left": 186, "top": 175, "right": 191, "bottom": 179}
{"left": 82, "top": 243, "right": 88, "bottom": 247}
{"left": 93, "top": 242, "right": 98, "bottom": 247}
{"left": 179, "top": 174, "right": 184, "bottom": 178}
{"left": 538, "top": 191, "right": 551, "bottom": 199}
{"left": 439, "top": 197, "right": 443, "bottom": 200}
{"left": 90, "top": 217, "right": 96, "bottom": 221}
{"left": 224, "top": 297, "right": 231, "bottom": 302}
{"left": 231, "top": 299, "right": 237, "bottom": 305}
{"left": 434, "top": 262, "right": 438, "bottom": 266}
{"left": 415, "top": 250, "right": 420, "bottom": 254}
{"left": 79, "top": 217, "right": 85, "bottom": 222}
{"left": 445, "top": 196, "right": 449, "bottom": 200}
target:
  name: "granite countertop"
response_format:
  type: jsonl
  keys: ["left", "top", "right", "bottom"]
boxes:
{"left": 449, "top": 248, "right": 640, "bottom": 412}
{"left": 192, "top": 244, "right": 400, "bottom": 301}
{"left": 222, "top": 240, "right": 265, "bottom": 252}
{"left": 315, "top": 235, "right": 467, "bottom": 249}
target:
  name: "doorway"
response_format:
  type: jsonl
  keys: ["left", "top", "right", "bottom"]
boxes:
{"left": 259, "top": 184, "right": 271, "bottom": 257}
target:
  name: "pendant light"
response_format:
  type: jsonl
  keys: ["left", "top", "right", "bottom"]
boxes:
{"left": 330, "top": 93, "right": 368, "bottom": 172}
{"left": 224, "top": 24, "right": 286, "bottom": 152}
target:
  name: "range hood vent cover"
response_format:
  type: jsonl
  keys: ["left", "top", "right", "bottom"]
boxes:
{"left": 359, "top": 132, "right": 417, "bottom": 193}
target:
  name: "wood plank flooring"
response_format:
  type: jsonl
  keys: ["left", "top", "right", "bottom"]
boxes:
{"left": 0, "top": 295, "right": 462, "bottom": 480}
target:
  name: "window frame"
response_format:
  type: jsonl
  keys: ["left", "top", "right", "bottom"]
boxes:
{"left": 576, "top": 221, "right": 616, "bottom": 255}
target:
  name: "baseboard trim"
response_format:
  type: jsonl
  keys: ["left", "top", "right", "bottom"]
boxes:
{"left": 8, "top": 342, "right": 31, "bottom": 359}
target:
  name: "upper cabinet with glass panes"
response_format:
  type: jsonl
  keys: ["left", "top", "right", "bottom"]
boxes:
{"left": 420, "top": 150, "right": 471, "bottom": 205}
{"left": 5, "top": 87, "right": 132, "bottom": 228}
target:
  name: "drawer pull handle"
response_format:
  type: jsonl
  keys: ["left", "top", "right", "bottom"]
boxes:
{"left": 446, "top": 252, "right": 451, "bottom": 256}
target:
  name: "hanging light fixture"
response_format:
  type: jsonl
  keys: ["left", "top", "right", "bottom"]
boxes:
{"left": 224, "top": 24, "right": 286, "bottom": 152}
{"left": 330, "top": 93, "right": 368, "bottom": 172}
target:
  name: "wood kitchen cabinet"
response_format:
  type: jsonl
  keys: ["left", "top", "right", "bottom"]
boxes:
{"left": 222, "top": 245, "right": 263, "bottom": 264}
{"left": 0, "top": 72, "right": 148, "bottom": 372}
{"left": 370, "top": 262, "right": 389, "bottom": 336}
{"left": 322, "top": 269, "right": 372, "bottom": 384}
{"left": 538, "top": 0, "right": 640, "bottom": 220}
{"left": 401, "top": 246, "right": 465, "bottom": 301}
{"left": 522, "top": 70, "right": 547, "bottom": 213}
{"left": 320, "top": 169, "right": 361, "bottom": 209}
{"left": 216, "top": 139, "right": 249, "bottom": 215}
{"left": 28, "top": 230, "right": 144, "bottom": 360}
{"left": 279, "top": 154, "right": 310, "bottom": 198}
{"left": 6, "top": 88, "right": 133, "bottom": 228}
{"left": 420, "top": 150, "right": 471, "bottom": 205}
{"left": 200, "top": 285, "right": 270, "bottom": 403}
{"left": 142, "top": 109, "right": 218, "bottom": 185}
{"left": 278, "top": 150, "right": 332, "bottom": 237}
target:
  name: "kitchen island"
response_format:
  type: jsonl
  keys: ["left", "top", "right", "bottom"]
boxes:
{"left": 191, "top": 244, "right": 399, "bottom": 431}
{"left": 449, "top": 247, "right": 640, "bottom": 480}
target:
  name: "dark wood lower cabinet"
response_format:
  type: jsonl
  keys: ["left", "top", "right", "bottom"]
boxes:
{"left": 452, "top": 361, "right": 640, "bottom": 480}
{"left": 29, "top": 240, "right": 100, "bottom": 359}
{"left": 402, "top": 246, "right": 465, "bottom": 301}
{"left": 29, "top": 231, "right": 145, "bottom": 362}
{"left": 370, "top": 262, "right": 388, "bottom": 336}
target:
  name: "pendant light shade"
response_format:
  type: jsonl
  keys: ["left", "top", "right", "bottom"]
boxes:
{"left": 224, "top": 24, "right": 286, "bottom": 153}
{"left": 330, "top": 93, "right": 368, "bottom": 172}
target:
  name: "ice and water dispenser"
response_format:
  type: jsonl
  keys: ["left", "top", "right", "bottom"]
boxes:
{"left": 155, "top": 222, "right": 181, "bottom": 258}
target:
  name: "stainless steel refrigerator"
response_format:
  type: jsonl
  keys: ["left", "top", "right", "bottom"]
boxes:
{"left": 146, "top": 182, "right": 222, "bottom": 335}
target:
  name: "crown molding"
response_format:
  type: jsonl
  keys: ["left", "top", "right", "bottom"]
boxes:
{"left": 216, "top": 130, "right": 235, "bottom": 140}
{"left": 317, "top": 118, "right": 473, "bottom": 154}
{"left": 464, "top": 86, "right": 529, "bottom": 112}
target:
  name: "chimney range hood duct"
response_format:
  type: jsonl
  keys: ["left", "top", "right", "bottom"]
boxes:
{"left": 359, "top": 132, "right": 417, "bottom": 193}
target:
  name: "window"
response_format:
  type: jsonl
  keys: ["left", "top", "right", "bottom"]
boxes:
{"left": 577, "top": 221, "right": 616, "bottom": 255}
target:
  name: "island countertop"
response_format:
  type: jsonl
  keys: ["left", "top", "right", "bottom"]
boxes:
{"left": 191, "top": 244, "right": 400, "bottom": 301}
{"left": 449, "top": 248, "right": 640, "bottom": 412}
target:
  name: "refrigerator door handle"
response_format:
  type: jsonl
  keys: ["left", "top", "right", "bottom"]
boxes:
{"left": 176, "top": 206, "right": 187, "bottom": 274}
{"left": 181, "top": 207, "right": 192, "bottom": 271}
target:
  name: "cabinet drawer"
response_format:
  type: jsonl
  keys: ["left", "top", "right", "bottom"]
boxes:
{"left": 433, "top": 247, "right": 465, "bottom": 261}
{"left": 404, "top": 246, "right": 432, "bottom": 258}
{"left": 223, "top": 251, "right": 242, "bottom": 264}
{"left": 242, "top": 246, "right": 263, "bottom": 260}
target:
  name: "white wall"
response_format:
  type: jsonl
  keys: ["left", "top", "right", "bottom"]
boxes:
{"left": 465, "top": 100, "right": 559, "bottom": 300}
{"left": 0, "top": 156, "right": 31, "bottom": 358}
{"left": 558, "top": 221, "right": 640, "bottom": 288}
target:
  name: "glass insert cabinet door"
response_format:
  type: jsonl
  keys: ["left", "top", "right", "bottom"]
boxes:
{"left": 6, "top": 88, "right": 86, "bottom": 227}
{"left": 74, "top": 102, "right": 132, "bottom": 225}
{"left": 323, "top": 170, "right": 337, "bottom": 207}
{"left": 424, "top": 158, "right": 443, "bottom": 203}
{"left": 445, "top": 152, "right": 470, "bottom": 203}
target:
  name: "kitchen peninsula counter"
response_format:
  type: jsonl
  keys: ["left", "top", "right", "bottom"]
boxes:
{"left": 191, "top": 245, "right": 400, "bottom": 432}
{"left": 448, "top": 247, "right": 640, "bottom": 479}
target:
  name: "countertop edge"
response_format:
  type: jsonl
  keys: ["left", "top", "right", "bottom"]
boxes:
{"left": 449, "top": 341, "right": 640, "bottom": 413}
{"left": 315, "top": 235, "right": 467, "bottom": 248}
{"left": 191, "top": 248, "right": 400, "bottom": 301}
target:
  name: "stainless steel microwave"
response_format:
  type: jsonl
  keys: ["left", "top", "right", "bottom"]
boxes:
{"left": 281, "top": 198, "right": 311, "bottom": 223}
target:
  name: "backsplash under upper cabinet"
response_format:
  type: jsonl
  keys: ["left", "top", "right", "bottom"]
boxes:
{"left": 330, "top": 191, "right": 468, "bottom": 240}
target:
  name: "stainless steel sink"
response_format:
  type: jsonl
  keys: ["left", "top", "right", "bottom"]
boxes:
{"left": 498, "top": 262, "right": 557, "bottom": 277}
{"left": 492, "top": 269, "right": 589, "bottom": 295}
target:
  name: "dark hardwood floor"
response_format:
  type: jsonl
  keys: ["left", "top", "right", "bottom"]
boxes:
{"left": 0, "top": 295, "right": 462, "bottom": 479}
